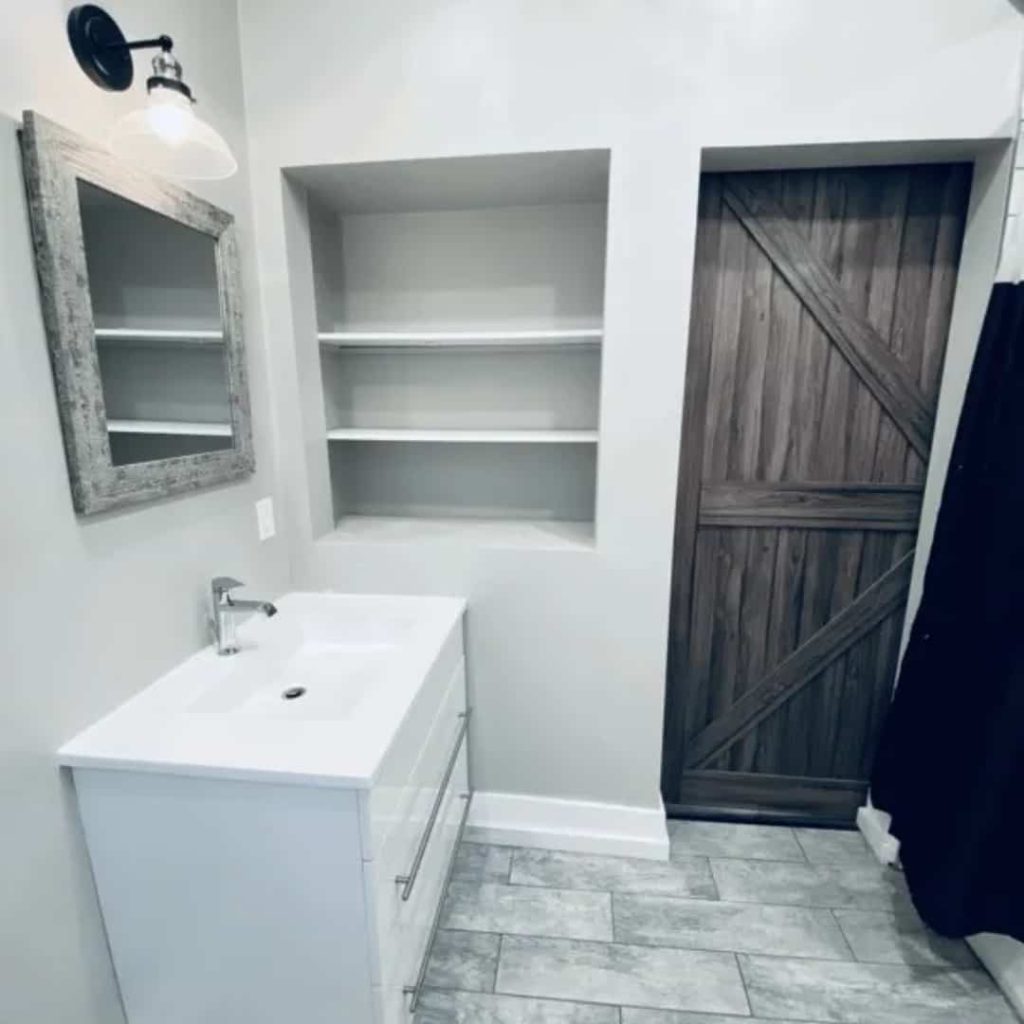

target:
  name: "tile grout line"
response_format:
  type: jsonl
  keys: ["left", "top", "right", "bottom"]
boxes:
{"left": 731, "top": 949, "right": 755, "bottom": 1018}
{"left": 708, "top": 855, "right": 723, "bottom": 901}
{"left": 425, "top": 984, "right": 671, "bottom": 1018}
{"left": 428, "top": 921, "right": 970, "bottom": 974}
{"left": 792, "top": 826, "right": 812, "bottom": 863}
{"left": 474, "top": 836, "right": 826, "bottom": 867}
{"left": 454, "top": 875, "right": 890, "bottom": 913}
{"left": 491, "top": 932, "right": 503, "bottom": 995}
{"left": 463, "top": 931, "right": 995, "bottom": 973}
{"left": 452, "top": 871, "right": 723, "bottom": 902}
{"left": 433, "top": 927, "right": 874, "bottom": 972}
{"left": 708, "top": 856, "right": 724, "bottom": 902}
{"left": 827, "top": 907, "right": 859, "bottom": 962}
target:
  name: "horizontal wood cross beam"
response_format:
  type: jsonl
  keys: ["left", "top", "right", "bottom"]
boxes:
{"left": 684, "top": 549, "right": 915, "bottom": 769}
{"left": 699, "top": 481, "right": 923, "bottom": 531}
{"left": 721, "top": 176, "right": 934, "bottom": 460}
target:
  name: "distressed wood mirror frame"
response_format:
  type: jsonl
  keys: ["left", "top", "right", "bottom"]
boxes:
{"left": 19, "top": 110, "right": 255, "bottom": 515}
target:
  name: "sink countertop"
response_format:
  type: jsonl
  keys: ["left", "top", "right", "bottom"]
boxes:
{"left": 58, "top": 592, "right": 466, "bottom": 789}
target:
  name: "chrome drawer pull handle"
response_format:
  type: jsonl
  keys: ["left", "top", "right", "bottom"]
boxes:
{"left": 395, "top": 709, "right": 471, "bottom": 902}
{"left": 403, "top": 790, "right": 473, "bottom": 1013}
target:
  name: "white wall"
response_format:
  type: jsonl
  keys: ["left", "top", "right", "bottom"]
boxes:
{"left": 0, "top": 3, "right": 288, "bottom": 1022}
{"left": 237, "top": 0, "right": 1023, "bottom": 815}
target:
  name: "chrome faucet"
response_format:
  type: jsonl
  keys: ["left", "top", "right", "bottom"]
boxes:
{"left": 211, "top": 576, "right": 278, "bottom": 656}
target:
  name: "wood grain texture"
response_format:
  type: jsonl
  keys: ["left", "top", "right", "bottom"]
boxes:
{"left": 700, "top": 482, "right": 923, "bottom": 530}
{"left": 721, "top": 174, "right": 936, "bottom": 460}
{"left": 663, "top": 164, "right": 971, "bottom": 820}
{"left": 662, "top": 178, "right": 724, "bottom": 789}
{"left": 19, "top": 110, "right": 254, "bottom": 514}
{"left": 669, "top": 771, "right": 866, "bottom": 827}
{"left": 685, "top": 550, "right": 915, "bottom": 769}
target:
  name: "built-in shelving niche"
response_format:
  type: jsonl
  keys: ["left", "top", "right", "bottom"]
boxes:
{"left": 292, "top": 149, "right": 609, "bottom": 547}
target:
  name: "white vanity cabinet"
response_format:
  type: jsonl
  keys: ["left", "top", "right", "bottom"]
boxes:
{"left": 60, "top": 593, "right": 469, "bottom": 1024}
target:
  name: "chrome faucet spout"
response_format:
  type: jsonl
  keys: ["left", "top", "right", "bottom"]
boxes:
{"left": 210, "top": 578, "right": 277, "bottom": 656}
{"left": 227, "top": 598, "right": 278, "bottom": 617}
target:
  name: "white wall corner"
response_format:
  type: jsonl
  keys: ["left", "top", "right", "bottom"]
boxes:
{"left": 856, "top": 804, "right": 901, "bottom": 867}
{"left": 467, "top": 791, "right": 669, "bottom": 861}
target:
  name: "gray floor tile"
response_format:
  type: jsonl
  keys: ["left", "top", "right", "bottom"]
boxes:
{"left": 668, "top": 820, "right": 804, "bottom": 862}
{"left": 794, "top": 828, "right": 876, "bottom": 865}
{"left": 738, "top": 954, "right": 1017, "bottom": 1023}
{"left": 711, "top": 857, "right": 912, "bottom": 911}
{"left": 424, "top": 930, "right": 501, "bottom": 992}
{"left": 511, "top": 848, "right": 717, "bottom": 900}
{"left": 496, "top": 935, "right": 750, "bottom": 1016}
{"left": 621, "top": 1010, "right": 820, "bottom": 1024}
{"left": 416, "top": 989, "right": 618, "bottom": 1023}
{"left": 833, "top": 908, "right": 978, "bottom": 969}
{"left": 441, "top": 882, "right": 613, "bottom": 941}
{"left": 614, "top": 893, "right": 852, "bottom": 959}
{"left": 452, "top": 843, "right": 514, "bottom": 883}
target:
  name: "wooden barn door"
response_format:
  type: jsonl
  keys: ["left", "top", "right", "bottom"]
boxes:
{"left": 662, "top": 165, "right": 972, "bottom": 825}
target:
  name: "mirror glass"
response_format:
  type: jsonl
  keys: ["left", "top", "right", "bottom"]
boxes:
{"left": 76, "top": 179, "right": 233, "bottom": 466}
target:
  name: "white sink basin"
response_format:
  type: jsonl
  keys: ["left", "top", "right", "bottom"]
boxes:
{"left": 59, "top": 592, "right": 465, "bottom": 787}
{"left": 188, "top": 596, "right": 417, "bottom": 720}
{"left": 189, "top": 643, "right": 388, "bottom": 720}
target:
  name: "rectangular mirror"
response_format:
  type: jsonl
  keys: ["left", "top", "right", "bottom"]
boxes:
{"left": 19, "top": 111, "right": 254, "bottom": 513}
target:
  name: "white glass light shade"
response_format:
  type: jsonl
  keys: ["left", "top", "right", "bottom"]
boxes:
{"left": 109, "top": 87, "right": 237, "bottom": 181}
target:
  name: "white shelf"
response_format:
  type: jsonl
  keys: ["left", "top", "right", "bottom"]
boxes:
{"left": 325, "top": 515, "right": 595, "bottom": 550}
{"left": 95, "top": 328, "right": 223, "bottom": 344}
{"left": 326, "top": 428, "right": 598, "bottom": 444}
{"left": 318, "top": 328, "right": 601, "bottom": 348}
{"left": 106, "top": 419, "right": 232, "bottom": 437}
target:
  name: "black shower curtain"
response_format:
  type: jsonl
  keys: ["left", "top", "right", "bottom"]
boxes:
{"left": 871, "top": 282, "right": 1024, "bottom": 941}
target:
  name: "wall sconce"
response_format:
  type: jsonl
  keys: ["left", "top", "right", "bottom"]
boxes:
{"left": 67, "top": 4, "right": 237, "bottom": 181}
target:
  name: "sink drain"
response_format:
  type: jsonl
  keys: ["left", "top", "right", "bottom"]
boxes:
{"left": 282, "top": 686, "right": 307, "bottom": 700}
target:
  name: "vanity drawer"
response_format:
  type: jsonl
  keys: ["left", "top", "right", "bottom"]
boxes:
{"left": 375, "top": 743, "right": 469, "bottom": 1023}
{"left": 367, "top": 656, "right": 465, "bottom": 874}
{"left": 369, "top": 670, "right": 467, "bottom": 947}
{"left": 361, "top": 626, "right": 464, "bottom": 862}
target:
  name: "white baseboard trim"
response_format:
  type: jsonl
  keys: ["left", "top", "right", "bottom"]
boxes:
{"left": 968, "top": 934, "right": 1024, "bottom": 1019}
{"left": 466, "top": 791, "right": 670, "bottom": 861}
{"left": 856, "top": 804, "right": 901, "bottom": 866}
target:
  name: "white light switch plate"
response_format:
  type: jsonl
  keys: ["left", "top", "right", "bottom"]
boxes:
{"left": 255, "top": 497, "right": 276, "bottom": 541}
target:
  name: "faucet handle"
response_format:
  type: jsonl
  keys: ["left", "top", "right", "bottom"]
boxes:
{"left": 212, "top": 576, "right": 244, "bottom": 600}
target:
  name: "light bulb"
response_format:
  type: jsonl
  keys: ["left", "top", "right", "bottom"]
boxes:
{"left": 143, "top": 87, "right": 195, "bottom": 146}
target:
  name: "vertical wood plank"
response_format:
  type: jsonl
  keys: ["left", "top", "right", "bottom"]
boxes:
{"left": 662, "top": 177, "right": 723, "bottom": 799}
{"left": 833, "top": 168, "right": 912, "bottom": 777}
{"left": 785, "top": 169, "right": 848, "bottom": 776}
{"left": 755, "top": 169, "right": 818, "bottom": 771}
{"left": 728, "top": 183, "right": 776, "bottom": 770}
{"left": 687, "top": 197, "right": 750, "bottom": 765}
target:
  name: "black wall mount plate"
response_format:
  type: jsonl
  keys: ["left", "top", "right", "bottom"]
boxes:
{"left": 67, "top": 5, "right": 133, "bottom": 92}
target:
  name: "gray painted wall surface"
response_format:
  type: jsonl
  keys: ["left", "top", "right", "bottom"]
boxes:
{"left": 239, "top": 0, "right": 1023, "bottom": 814}
{"left": 0, "top": 3, "right": 287, "bottom": 1022}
